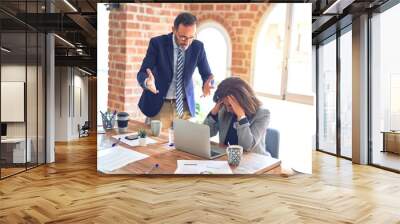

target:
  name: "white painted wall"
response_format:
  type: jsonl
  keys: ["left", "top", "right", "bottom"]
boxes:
{"left": 55, "top": 66, "right": 68, "bottom": 141}
{"left": 72, "top": 72, "right": 89, "bottom": 138}
{"left": 55, "top": 67, "right": 89, "bottom": 141}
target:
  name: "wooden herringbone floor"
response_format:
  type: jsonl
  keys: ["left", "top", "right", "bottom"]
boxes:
{"left": 1, "top": 135, "right": 400, "bottom": 223}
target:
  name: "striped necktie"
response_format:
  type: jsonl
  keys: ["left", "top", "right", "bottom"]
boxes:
{"left": 176, "top": 48, "right": 185, "bottom": 118}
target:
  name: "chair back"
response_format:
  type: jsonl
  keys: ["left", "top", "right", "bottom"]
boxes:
{"left": 265, "top": 128, "right": 280, "bottom": 159}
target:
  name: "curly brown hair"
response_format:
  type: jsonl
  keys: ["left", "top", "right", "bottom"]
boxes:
{"left": 213, "top": 76, "right": 262, "bottom": 117}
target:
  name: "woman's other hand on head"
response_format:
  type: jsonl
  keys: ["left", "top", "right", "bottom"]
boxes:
{"left": 227, "top": 95, "right": 245, "bottom": 118}
{"left": 211, "top": 100, "right": 223, "bottom": 115}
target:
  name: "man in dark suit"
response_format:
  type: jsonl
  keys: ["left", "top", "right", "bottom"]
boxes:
{"left": 137, "top": 12, "right": 214, "bottom": 129}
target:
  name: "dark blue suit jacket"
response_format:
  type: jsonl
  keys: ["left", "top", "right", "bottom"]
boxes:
{"left": 137, "top": 33, "right": 212, "bottom": 117}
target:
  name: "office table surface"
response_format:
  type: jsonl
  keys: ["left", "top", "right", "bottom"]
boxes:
{"left": 97, "top": 121, "right": 289, "bottom": 175}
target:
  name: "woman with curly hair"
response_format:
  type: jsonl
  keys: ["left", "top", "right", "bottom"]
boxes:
{"left": 203, "top": 76, "right": 271, "bottom": 155}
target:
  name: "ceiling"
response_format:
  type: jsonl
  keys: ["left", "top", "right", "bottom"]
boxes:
{"left": 1, "top": 0, "right": 397, "bottom": 74}
{"left": 311, "top": 0, "right": 391, "bottom": 44}
{"left": 0, "top": 0, "right": 97, "bottom": 75}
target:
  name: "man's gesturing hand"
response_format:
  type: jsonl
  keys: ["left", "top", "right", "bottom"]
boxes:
{"left": 202, "top": 75, "right": 214, "bottom": 97}
{"left": 145, "top": 68, "right": 159, "bottom": 94}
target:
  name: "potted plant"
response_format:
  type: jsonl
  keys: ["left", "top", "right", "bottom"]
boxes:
{"left": 138, "top": 129, "right": 147, "bottom": 146}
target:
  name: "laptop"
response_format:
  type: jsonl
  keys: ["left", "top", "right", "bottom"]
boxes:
{"left": 173, "top": 119, "right": 226, "bottom": 159}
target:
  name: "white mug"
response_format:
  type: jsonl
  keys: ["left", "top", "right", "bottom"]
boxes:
{"left": 226, "top": 145, "right": 243, "bottom": 166}
{"left": 150, "top": 120, "right": 162, "bottom": 137}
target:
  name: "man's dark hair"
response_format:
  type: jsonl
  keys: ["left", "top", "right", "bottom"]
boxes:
{"left": 174, "top": 12, "right": 197, "bottom": 29}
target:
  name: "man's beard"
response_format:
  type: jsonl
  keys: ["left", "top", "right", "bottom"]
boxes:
{"left": 175, "top": 36, "right": 189, "bottom": 50}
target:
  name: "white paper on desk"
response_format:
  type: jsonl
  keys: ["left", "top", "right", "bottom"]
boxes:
{"left": 97, "top": 126, "right": 106, "bottom": 134}
{"left": 112, "top": 133, "right": 157, "bottom": 147}
{"left": 97, "top": 146, "right": 149, "bottom": 172}
{"left": 234, "top": 153, "right": 280, "bottom": 174}
{"left": 175, "top": 160, "right": 233, "bottom": 174}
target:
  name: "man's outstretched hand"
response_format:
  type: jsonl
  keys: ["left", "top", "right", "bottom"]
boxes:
{"left": 202, "top": 75, "right": 214, "bottom": 97}
{"left": 145, "top": 68, "right": 159, "bottom": 94}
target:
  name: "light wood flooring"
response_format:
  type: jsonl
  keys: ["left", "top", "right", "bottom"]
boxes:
{"left": 0, "top": 135, "right": 400, "bottom": 223}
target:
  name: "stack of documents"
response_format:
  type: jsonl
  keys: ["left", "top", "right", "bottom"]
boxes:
{"left": 233, "top": 153, "right": 281, "bottom": 174}
{"left": 97, "top": 146, "right": 149, "bottom": 172}
{"left": 175, "top": 160, "right": 233, "bottom": 174}
{"left": 112, "top": 133, "right": 157, "bottom": 147}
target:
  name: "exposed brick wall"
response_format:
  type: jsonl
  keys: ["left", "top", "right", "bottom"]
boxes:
{"left": 108, "top": 3, "right": 269, "bottom": 120}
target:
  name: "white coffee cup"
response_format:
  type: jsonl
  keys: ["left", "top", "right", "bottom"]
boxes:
{"left": 150, "top": 120, "right": 162, "bottom": 137}
{"left": 226, "top": 145, "right": 243, "bottom": 166}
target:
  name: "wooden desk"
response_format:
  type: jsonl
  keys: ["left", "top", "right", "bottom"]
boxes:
{"left": 97, "top": 121, "right": 283, "bottom": 175}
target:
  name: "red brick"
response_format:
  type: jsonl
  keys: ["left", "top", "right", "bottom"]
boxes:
{"left": 126, "top": 48, "right": 136, "bottom": 54}
{"left": 240, "top": 20, "right": 251, "bottom": 27}
{"left": 149, "top": 3, "right": 161, "bottom": 7}
{"left": 146, "top": 8, "right": 154, "bottom": 14}
{"left": 136, "top": 15, "right": 160, "bottom": 23}
{"left": 134, "top": 40, "right": 148, "bottom": 46}
{"left": 250, "top": 4, "right": 260, "bottom": 11}
{"left": 190, "top": 5, "right": 199, "bottom": 11}
{"left": 127, "top": 5, "right": 138, "bottom": 12}
{"left": 239, "top": 13, "right": 255, "bottom": 20}
{"left": 232, "top": 5, "right": 247, "bottom": 11}
{"left": 233, "top": 52, "right": 246, "bottom": 59}
{"left": 112, "top": 55, "right": 125, "bottom": 62}
{"left": 160, "top": 9, "right": 171, "bottom": 16}
{"left": 127, "top": 23, "right": 139, "bottom": 29}
{"left": 225, "top": 13, "right": 235, "bottom": 19}
{"left": 201, "top": 5, "right": 214, "bottom": 11}
{"left": 109, "top": 21, "right": 119, "bottom": 29}
{"left": 126, "top": 30, "right": 142, "bottom": 38}
{"left": 216, "top": 5, "right": 224, "bottom": 11}
{"left": 232, "top": 59, "right": 242, "bottom": 66}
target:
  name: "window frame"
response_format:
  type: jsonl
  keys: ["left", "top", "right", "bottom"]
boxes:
{"left": 252, "top": 4, "right": 314, "bottom": 105}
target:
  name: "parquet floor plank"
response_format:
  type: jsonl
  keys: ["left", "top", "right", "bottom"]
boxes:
{"left": 0, "top": 135, "right": 399, "bottom": 223}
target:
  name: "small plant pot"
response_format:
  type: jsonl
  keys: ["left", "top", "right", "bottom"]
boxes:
{"left": 138, "top": 137, "right": 147, "bottom": 146}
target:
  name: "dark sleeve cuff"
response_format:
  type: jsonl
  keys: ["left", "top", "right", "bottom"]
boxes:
{"left": 238, "top": 117, "right": 249, "bottom": 125}
{"left": 208, "top": 112, "right": 218, "bottom": 122}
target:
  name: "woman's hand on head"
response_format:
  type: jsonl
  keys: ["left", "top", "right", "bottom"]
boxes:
{"left": 227, "top": 95, "right": 245, "bottom": 118}
{"left": 211, "top": 100, "right": 223, "bottom": 116}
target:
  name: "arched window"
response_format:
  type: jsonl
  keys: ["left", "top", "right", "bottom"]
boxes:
{"left": 193, "top": 22, "right": 231, "bottom": 121}
{"left": 253, "top": 4, "right": 312, "bottom": 104}
{"left": 253, "top": 4, "right": 288, "bottom": 97}
{"left": 195, "top": 21, "right": 231, "bottom": 83}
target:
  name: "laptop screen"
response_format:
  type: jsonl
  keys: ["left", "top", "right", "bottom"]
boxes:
{"left": 1, "top": 123, "right": 7, "bottom": 137}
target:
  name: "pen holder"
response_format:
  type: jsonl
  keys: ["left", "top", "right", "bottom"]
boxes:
{"left": 100, "top": 110, "right": 116, "bottom": 130}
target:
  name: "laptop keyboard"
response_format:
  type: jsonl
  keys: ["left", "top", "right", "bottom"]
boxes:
{"left": 210, "top": 146, "right": 224, "bottom": 157}
{"left": 211, "top": 150, "right": 220, "bottom": 157}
